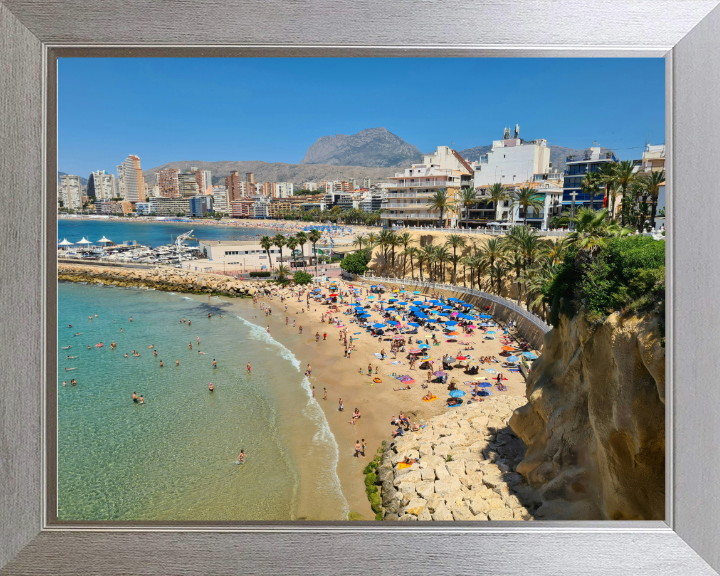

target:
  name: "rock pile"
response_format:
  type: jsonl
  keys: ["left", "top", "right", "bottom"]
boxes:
{"left": 376, "top": 396, "right": 542, "bottom": 521}
{"left": 58, "top": 263, "right": 272, "bottom": 298}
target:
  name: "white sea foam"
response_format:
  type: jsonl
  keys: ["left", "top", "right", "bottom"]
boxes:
{"left": 235, "top": 314, "right": 349, "bottom": 518}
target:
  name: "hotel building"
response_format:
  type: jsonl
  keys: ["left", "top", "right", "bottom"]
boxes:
{"left": 225, "top": 171, "right": 242, "bottom": 202}
{"left": 59, "top": 174, "right": 83, "bottom": 210}
{"left": 117, "top": 155, "right": 146, "bottom": 202}
{"left": 562, "top": 146, "right": 618, "bottom": 211}
{"left": 211, "top": 186, "right": 228, "bottom": 213}
{"left": 382, "top": 145, "right": 473, "bottom": 228}
{"left": 86, "top": 170, "right": 118, "bottom": 200}
{"left": 178, "top": 172, "right": 200, "bottom": 197}
{"left": 157, "top": 168, "right": 180, "bottom": 198}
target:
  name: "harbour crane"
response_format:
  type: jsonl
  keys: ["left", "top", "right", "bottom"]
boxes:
{"left": 174, "top": 229, "right": 194, "bottom": 268}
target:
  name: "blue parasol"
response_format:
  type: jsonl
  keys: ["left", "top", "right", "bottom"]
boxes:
{"left": 449, "top": 389, "right": 466, "bottom": 397}
{"left": 523, "top": 352, "right": 538, "bottom": 359}
{"left": 507, "top": 355, "right": 520, "bottom": 362}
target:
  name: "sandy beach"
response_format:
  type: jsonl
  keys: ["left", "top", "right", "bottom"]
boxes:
{"left": 243, "top": 277, "right": 536, "bottom": 519}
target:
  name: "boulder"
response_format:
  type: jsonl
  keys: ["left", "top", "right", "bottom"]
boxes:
{"left": 505, "top": 495, "right": 523, "bottom": 510}
{"left": 461, "top": 472, "right": 484, "bottom": 490}
{"left": 451, "top": 504, "right": 474, "bottom": 521}
{"left": 431, "top": 505, "right": 453, "bottom": 521}
{"left": 434, "top": 465, "right": 449, "bottom": 481}
{"left": 513, "top": 507, "right": 534, "bottom": 521}
{"left": 420, "top": 467, "right": 436, "bottom": 482}
{"left": 416, "top": 482, "right": 435, "bottom": 500}
{"left": 433, "top": 444, "right": 450, "bottom": 458}
{"left": 482, "top": 474, "right": 504, "bottom": 490}
{"left": 434, "top": 477, "right": 462, "bottom": 497}
{"left": 417, "top": 508, "right": 433, "bottom": 522}
{"left": 426, "top": 493, "right": 444, "bottom": 514}
{"left": 393, "top": 470, "right": 422, "bottom": 486}
{"left": 404, "top": 498, "right": 427, "bottom": 516}
{"left": 488, "top": 508, "right": 515, "bottom": 521}
{"left": 398, "top": 514, "right": 418, "bottom": 521}
{"left": 445, "top": 460, "right": 466, "bottom": 477}
{"left": 465, "top": 461, "right": 481, "bottom": 474}
{"left": 468, "top": 499, "right": 491, "bottom": 516}
{"left": 384, "top": 513, "right": 399, "bottom": 521}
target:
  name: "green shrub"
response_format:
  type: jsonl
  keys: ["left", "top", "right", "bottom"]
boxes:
{"left": 364, "top": 472, "right": 377, "bottom": 487}
{"left": 340, "top": 249, "right": 370, "bottom": 275}
{"left": 375, "top": 511, "right": 384, "bottom": 521}
{"left": 293, "top": 270, "right": 313, "bottom": 285}
{"left": 249, "top": 271, "right": 271, "bottom": 277}
{"left": 368, "top": 492, "right": 382, "bottom": 513}
{"left": 445, "top": 454, "right": 453, "bottom": 462}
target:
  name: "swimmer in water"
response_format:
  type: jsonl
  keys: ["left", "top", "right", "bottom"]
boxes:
{"left": 75, "top": 332, "right": 83, "bottom": 336}
{"left": 238, "top": 450, "right": 245, "bottom": 464}
{"left": 159, "top": 360, "right": 164, "bottom": 367}
{"left": 139, "top": 395, "right": 144, "bottom": 404}
{"left": 129, "top": 317, "right": 132, "bottom": 322}
{"left": 199, "top": 350, "right": 207, "bottom": 355}
{"left": 209, "top": 383, "right": 214, "bottom": 392}
{"left": 189, "top": 342, "right": 192, "bottom": 350}
{"left": 149, "top": 345, "right": 154, "bottom": 349}
{"left": 133, "top": 391, "right": 138, "bottom": 403}
{"left": 124, "top": 353, "right": 128, "bottom": 358}
{"left": 154, "top": 350, "right": 158, "bottom": 356}
{"left": 176, "top": 359, "right": 179, "bottom": 366}
{"left": 213, "top": 359, "right": 217, "bottom": 368}
{"left": 247, "top": 362, "right": 251, "bottom": 373}
{"left": 62, "top": 380, "right": 67, "bottom": 387}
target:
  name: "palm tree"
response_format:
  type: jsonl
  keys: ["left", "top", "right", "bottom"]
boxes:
{"left": 614, "top": 160, "right": 636, "bottom": 225}
{"left": 415, "top": 248, "right": 427, "bottom": 282}
{"left": 489, "top": 260, "right": 508, "bottom": 298}
{"left": 510, "top": 252, "right": 524, "bottom": 305}
{"left": 444, "top": 234, "right": 466, "bottom": 284}
{"left": 295, "top": 231, "right": 308, "bottom": 266}
{"left": 388, "top": 232, "right": 402, "bottom": 278}
{"left": 435, "top": 246, "right": 450, "bottom": 283}
{"left": 568, "top": 207, "right": 633, "bottom": 250}
{"left": 487, "top": 183, "right": 507, "bottom": 224}
{"left": 511, "top": 187, "right": 546, "bottom": 227}
{"left": 353, "top": 234, "right": 367, "bottom": 250}
{"left": 477, "top": 237, "right": 507, "bottom": 295}
{"left": 427, "top": 189, "right": 451, "bottom": 228}
{"left": 260, "top": 235, "right": 274, "bottom": 269}
{"left": 421, "top": 245, "right": 437, "bottom": 281}
{"left": 647, "top": 169, "right": 665, "bottom": 229}
{"left": 597, "top": 162, "right": 618, "bottom": 216}
{"left": 403, "top": 247, "right": 418, "bottom": 280}
{"left": 608, "top": 183, "right": 623, "bottom": 221}
{"left": 285, "top": 236, "right": 298, "bottom": 267}
{"left": 457, "top": 187, "right": 477, "bottom": 226}
{"left": 397, "top": 232, "right": 414, "bottom": 278}
{"left": 377, "top": 229, "right": 393, "bottom": 275}
{"left": 460, "top": 254, "right": 475, "bottom": 288}
{"left": 273, "top": 234, "right": 286, "bottom": 266}
{"left": 581, "top": 171, "right": 603, "bottom": 211}
{"left": 276, "top": 264, "right": 290, "bottom": 282}
{"left": 308, "top": 228, "right": 322, "bottom": 279}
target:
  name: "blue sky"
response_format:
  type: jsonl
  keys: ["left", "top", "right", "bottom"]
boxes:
{"left": 59, "top": 58, "right": 665, "bottom": 176}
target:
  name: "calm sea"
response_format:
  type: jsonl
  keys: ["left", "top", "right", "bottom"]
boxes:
{"left": 58, "top": 219, "right": 286, "bottom": 248}
{"left": 57, "top": 281, "right": 347, "bottom": 521}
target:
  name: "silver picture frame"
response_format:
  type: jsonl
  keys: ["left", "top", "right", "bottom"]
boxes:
{"left": 1, "top": 0, "right": 720, "bottom": 573}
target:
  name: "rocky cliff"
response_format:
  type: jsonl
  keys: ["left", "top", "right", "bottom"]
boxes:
{"left": 300, "top": 127, "right": 423, "bottom": 167}
{"left": 509, "top": 311, "right": 665, "bottom": 520}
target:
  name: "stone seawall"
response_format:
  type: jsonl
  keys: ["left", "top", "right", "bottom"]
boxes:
{"left": 58, "top": 263, "right": 266, "bottom": 297}
{"left": 375, "top": 396, "right": 541, "bottom": 521}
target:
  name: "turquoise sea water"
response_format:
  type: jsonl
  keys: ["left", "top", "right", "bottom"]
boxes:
{"left": 57, "top": 282, "right": 347, "bottom": 521}
{"left": 58, "top": 219, "right": 280, "bottom": 248}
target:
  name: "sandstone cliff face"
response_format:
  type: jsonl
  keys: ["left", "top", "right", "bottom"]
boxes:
{"left": 509, "top": 311, "right": 665, "bottom": 520}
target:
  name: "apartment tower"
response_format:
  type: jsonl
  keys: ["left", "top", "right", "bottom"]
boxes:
{"left": 117, "top": 155, "right": 146, "bottom": 202}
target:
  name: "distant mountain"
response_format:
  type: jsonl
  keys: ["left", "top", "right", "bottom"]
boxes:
{"left": 143, "top": 160, "right": 397, "bottom": 188}
{"left": 457, "top": 145, "right": 588, "bottom": 173}
{"left": 299, "top": 127, "right": 423, "bottom": 168}
{"left": 58, "top": 171, "right": 88, "bottom": 186}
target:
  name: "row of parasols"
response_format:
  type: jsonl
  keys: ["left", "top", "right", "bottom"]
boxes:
{"left": 58, "top": 236, "right": 113, "bottom": 246}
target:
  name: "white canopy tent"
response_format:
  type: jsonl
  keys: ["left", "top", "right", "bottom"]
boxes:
{"left": 57, "top": 238, "right": 73, "bottom": 246}
{"left": 76, "top": 237, "right": 92, "bottom": 245}
{"left": 97, "top": 236, "right": 113, "bottom": 245}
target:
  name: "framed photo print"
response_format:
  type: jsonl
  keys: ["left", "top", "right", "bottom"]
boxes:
{"left": 1, "top": 1, "right": 720, "bottom": 574}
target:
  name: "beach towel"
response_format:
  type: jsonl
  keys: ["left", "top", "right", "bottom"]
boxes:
{"left": 422, "top": 394, "right": 438, "bottom": 403}
{"left": 485, "top": 369, "right": 496, "bottom": 374}
{"left": 391, "top": 361, "right": 404, "bottom": 365}
{"left": 353, "top": 332, "right": 361, "bottom": 335}
{"left": 397, "top": 462, "right": 413, "bottom": 470}
{"left": 374, "top": 353, "right": 383, "bottom": 359}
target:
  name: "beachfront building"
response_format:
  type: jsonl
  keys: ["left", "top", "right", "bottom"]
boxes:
{"left": 189, "top": 167, "right": 212, "bottom": 195}
{"left": 199, "top": 238, "right": 314, "bottom": 272}
{"left": 382, "top": 145, "right": 473, "bottom": 228}
{"left": 178, "top": 172, "right": 200, "bottom": 198}
{"left": 501, "top": 180, "right": 564, "bottom": 229}
{"left": 655, "top": 180, "right": 666, "bottom": 231}
{"left": 273, "top": 182, "right": 294, "bottom": 198}
{"left": 157, "top": 168, "right": 181, "bottom": 198}
{"left": 229, "top": 198, "right": 255, "bottom": 218}
{"left": 363, "top": 177, "right": 372, "bottom": 188}
{"left": 211, "top": 186, "right": 228, "bottom": 213}
{"left": 189, "top": 195, "right": 213, "bottom": 217}
{"left": 135, "top": 202, "right": 153, "bottom": 215}
{"left": 149, "top": 197, "right": 191, "bottom": 216}
{"left": 117, "top": 155, "right": 146, "bottom": 202}
{"left": 473, "top": 126, "right": 551, "bottom": 188}
{"left": 562, "top": 146, "right": 618, "bottom": 211}
{"left": 225, "top": 170, "right": 242, "bottom": 202}
{"left": 94, "top": 199, "right": 120, "bottom": 214}
{"left": 87, "top": 170, "right": 118, "bottom": 200}
{"left": 59, "top": 174, "right": 83, "bottom": 210}
{"left": 302, "top": 182, "right": 317, "bottom": 191}
{"left": 359, "top": 192, "right": 385, "bottom": 213}
{"left": 635, "top": 143, "right": 666, "bottom": 175}
{"left": 252, "top": 197, "right": 270, "bottom": 218}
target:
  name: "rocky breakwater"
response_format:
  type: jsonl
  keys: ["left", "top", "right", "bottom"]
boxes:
{"left": 58, "top": 263, "right": 270, "bottom": 298}
{"left": 509, "top": 311, "right": 665, "bottom": 520}
{"left": 376, "top": 396, "right": 543, "bottom": 521}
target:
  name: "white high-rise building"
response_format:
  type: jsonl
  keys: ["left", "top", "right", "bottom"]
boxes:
{"left": 59, "top": 175, "right": 83, "bottom": 210}
{"left": 116, "top": 155, "right": 146, "bottom": 202}
{"left": 87, "top": 170, "right": 118, "bottom": 200}
{"left": 473, "top": 126, "right": 550, "bottom": 187}
{"left": 211, "top": 186, "right": 228, "bottom": 213}
{"left": 302, "top": 182, "right": 317, "bottom": 191}
{"left": 275, "top": 182, "right": 294, "bottom": 198}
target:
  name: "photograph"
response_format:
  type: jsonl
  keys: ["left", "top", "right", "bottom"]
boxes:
{"left": 56, "top": 57, "right": 666, "bottom": 523}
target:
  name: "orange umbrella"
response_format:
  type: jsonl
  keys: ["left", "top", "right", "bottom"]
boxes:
{"left": 446, "top": 331, "right": 459, "bottom": 336}
{"left": 501, "top": 346, "right": 515, "bottom": 351}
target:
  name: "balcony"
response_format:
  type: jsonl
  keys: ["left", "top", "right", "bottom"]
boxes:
{"left": 386, "top": 202, "right": 430, "bottom": 210}
{"left": 387, "top": 191, "right": 433, "bottom": 199}
{"left": 387, "top": 181, "right": 457, "bottom": 189}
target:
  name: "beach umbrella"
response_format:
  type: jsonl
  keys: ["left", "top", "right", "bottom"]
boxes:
{"left": 479, "top": 314, "right": 492, "bottom": 319}
{"left": 450, "top": 311, "right": 458, "bottom": 317}
{"left": 447, "top": 298, "right": 458, "bottom": 302}
{"left": 386, "top": 320, "right": 400, "bottom": 326}
{"left": 446, "top": 331, "right": 459, "bottom": 336}
{"left": 523, "top": 352, "right": 538, "bottom": 359}
{"left": 394, "top": 335, "right": 404, "bottom": 340}
{"left": 367, "top": 295, "right": 375, "bottom": 299}
{"left": 58, "top": 238, "right": 73, "bottom": 246}
{"left": 407, "top": 322, "right": 419, "bottom": 327}
{"left": 467, "top": 325, "right": 477, "bottom": 329}
{"left": 430, "top": 300, "right": 442, "bottom": 305}
{"left": 396, "top": 302, "right": 407, "bottom": 306}
{"left": 76, "top": 237, "right": 92, "bottom": 245}
{"left": 445, "top": 357, "right": 457, "bottom": 363}
{"left": 444, "top": 320, "right": 457, "bottom": 326}
{"left": 359, "top": 314, "right": 371, "bottom": 318}
{"left": 421, "top": 356, "right": 433, "bottom": 361}
{"left": 476, "top": 390, "right": 491, "bottom": 397}
{"left": 449, "top": 389, "right": 465, "bottom": 397}
{"left": 97, "top": 236, "right": 113, "bottom": 244}
{"left": 456, "top": 355, "right": 467, "bottom": 361}
{"left": 409, "top": 348, "right": 422, "bottom": 354}
{"left": 436, "top": 311, "right": 449, "bottom": 317}
{"left": 442, "top": 305, "right": 453, "bottom": 310}
{"left": 413, "top": 300, "right": 424, "bottom": 305}
{"left": 413, "top": 291, "right": 421, "bottom": 294}
{"left": 372, "top": 323, "right": 385, "bottom": 328}
{"left": 487, "top": 330, "right": 496, "bottom": 334}
{"left": 507, "top": 356, "right": 520, "bottom": 362}
{"left": 388, "top": 298, "right": 398, "bottom": 302}
{"left": 433, "top": 371, "right": 446, "bottom": 377}
{"left": 419, "top": 343, "right": 430, "bottom": 349}
{"left": 501, "top": 346, "right": 515, "bottom": 351}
